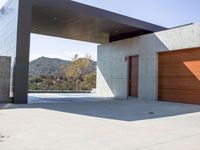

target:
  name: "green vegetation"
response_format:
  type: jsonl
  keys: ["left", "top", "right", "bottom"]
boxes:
{"left": 28, "top": 55, "right": 96, "bottom": 91}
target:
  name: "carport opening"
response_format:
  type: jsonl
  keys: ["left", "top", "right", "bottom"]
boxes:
{"left": 28, "top": 33, "right": 99, "bottom": 103}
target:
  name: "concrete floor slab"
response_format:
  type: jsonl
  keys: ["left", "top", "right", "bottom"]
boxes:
{"left": 0, "top": 99, "right": 200, "bottom": 150}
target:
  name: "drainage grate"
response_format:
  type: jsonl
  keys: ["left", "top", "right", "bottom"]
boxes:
{"left": 148, "top": 112, "right": 155, "bottom": 115}
{"left": 0, "top": 134, "right": 10, "bottom": 142}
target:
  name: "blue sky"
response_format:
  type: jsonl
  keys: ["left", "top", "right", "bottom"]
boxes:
{"left": 1, "top": 0, "right": 200, "bottom": 61}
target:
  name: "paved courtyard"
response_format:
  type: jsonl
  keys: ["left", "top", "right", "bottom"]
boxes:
{"left": 0, "top": 96, "right": 200, "bottom": 150}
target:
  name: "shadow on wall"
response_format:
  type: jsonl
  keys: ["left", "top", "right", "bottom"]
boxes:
{"left": 0, "top": 100, "right": 200, "bottom": 122}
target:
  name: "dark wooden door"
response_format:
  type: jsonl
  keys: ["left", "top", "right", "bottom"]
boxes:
{"left": 129, "top": 56, "right": 139, "bottom": 97}
{"left": 158, "top": 48, "right": 200, "bottom": 104}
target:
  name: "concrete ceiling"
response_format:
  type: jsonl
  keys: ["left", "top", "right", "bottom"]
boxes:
{"left": 31, "top": 0, "right": 167, "bottom": 44}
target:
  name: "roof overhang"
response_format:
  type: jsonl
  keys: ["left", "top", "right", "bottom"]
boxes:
{"left": 31, "top": 0, "right": 167, "bottom": 44}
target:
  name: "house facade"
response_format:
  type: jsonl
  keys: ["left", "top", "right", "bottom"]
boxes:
{"left": 0, "top": 0, "right": 200, "bottom": 104}
{"left": 97, "top": 24, "right": 200, "bottom": 104}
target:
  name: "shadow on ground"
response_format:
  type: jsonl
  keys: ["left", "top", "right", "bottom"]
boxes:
{"left": 1, "top": 98, "right": 200, "bottom": 122}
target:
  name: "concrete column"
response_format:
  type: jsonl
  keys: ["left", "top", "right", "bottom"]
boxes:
{"left": 13, "top": 0, "right": 32, "bottom": 104}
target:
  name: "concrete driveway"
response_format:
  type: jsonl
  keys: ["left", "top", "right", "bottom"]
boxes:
{"left": 0, "top": 99, "right": 200, "bottom": 150}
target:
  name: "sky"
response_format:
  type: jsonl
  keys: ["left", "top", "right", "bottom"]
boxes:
{"left": 1, "top": 0, "right": 200, "bottom": 61}
{"left": 30, "top": 34, "right": 98, "bottom": 61}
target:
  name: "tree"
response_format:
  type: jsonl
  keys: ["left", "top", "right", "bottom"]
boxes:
{"left": 81, "top": 71, "right": 96, "bottom": 90}
{"left": 65, "top": 58, "right": 92, "bottom": 90}
{"left": 71, "top": 54, "right": 79, "bottom": 61}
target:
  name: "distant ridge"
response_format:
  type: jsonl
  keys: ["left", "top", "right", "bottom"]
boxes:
{"left": 29, "top": 56, "right": 70, "bottom": 76}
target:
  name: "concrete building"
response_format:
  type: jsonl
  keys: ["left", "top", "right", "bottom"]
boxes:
{"left": 0, "top": 0, "right": 200, "bottom": 104}
{"left": 97, "top": 24, "right": 200, "bottom": 104}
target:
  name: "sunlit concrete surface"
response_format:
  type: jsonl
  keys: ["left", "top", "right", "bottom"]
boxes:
{"left": 28, "top": 93, "right": 111, "bottom": 103}
{"left": 0, "top": 100, "right": 200, "bottom": 150}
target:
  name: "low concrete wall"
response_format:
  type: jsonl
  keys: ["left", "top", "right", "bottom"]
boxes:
{"left": 0, "top": 56, "right": 11, "bottom": 102}
{"left": 97, "top": 24, "right": 200, "bottom": 100}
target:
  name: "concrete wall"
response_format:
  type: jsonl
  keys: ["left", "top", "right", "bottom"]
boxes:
{"left": 97, "top": 24, "right": 200, "bottom": 100}
{"left": 0, "top": 56, "right": 11, "bottom": 102}
{"left": 0, "top": 0, "right": 19, "bottom": 98}
{"left": 0, "top": 0, "right": 32, "bottom": 103}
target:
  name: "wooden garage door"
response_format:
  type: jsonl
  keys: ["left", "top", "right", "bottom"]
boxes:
{"left": 158, "top": 48, "right": 200, "bottom": 104}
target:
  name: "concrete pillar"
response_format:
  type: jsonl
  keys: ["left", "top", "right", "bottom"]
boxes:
{"left": 13, "top": 0, "right": 32, "bottom": 103}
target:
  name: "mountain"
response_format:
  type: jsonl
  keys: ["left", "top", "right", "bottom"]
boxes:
{"left": 29, "top": 57, "right": 70, "bottom": 76}
{"left": 29, "top": 56, "right": 97, "bottom": 91}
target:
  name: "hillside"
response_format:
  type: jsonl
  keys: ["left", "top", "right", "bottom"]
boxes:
{"left": 29, "top": 57, "right": 70, "bottom": 76}
{"left": 28, "top": 56, "right": 97, "bottom": 91}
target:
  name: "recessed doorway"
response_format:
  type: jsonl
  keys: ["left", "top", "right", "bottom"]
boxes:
{"left": 129, "top": 56, "right": 139, "bottom": 97}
